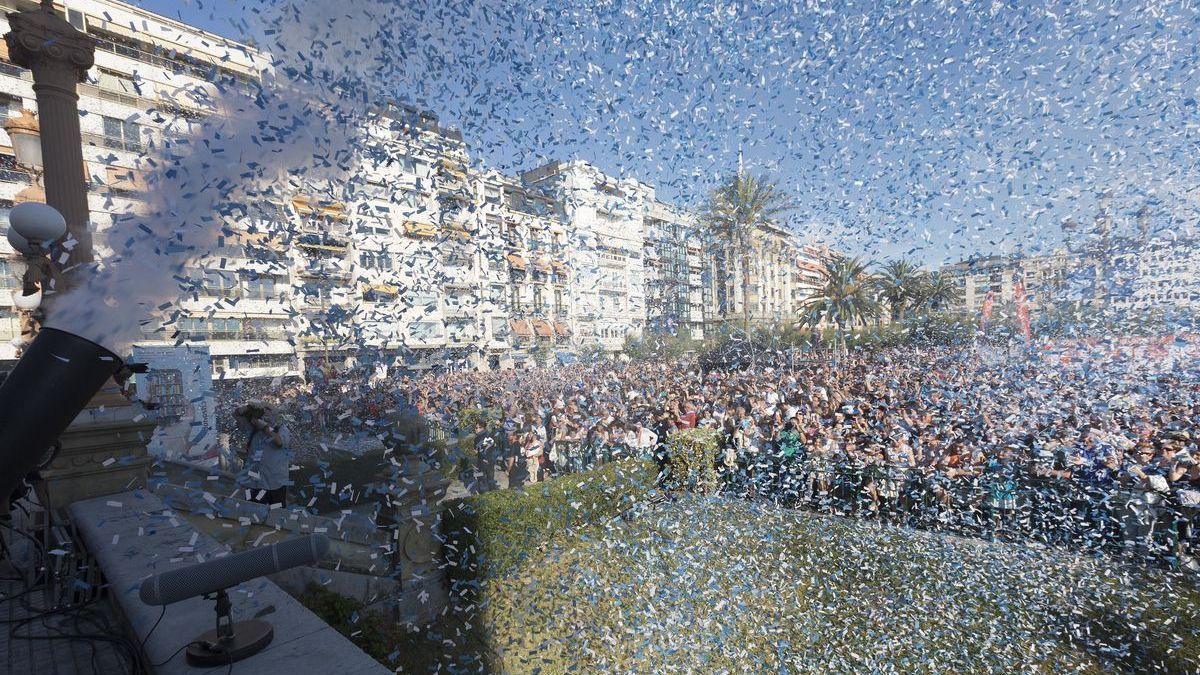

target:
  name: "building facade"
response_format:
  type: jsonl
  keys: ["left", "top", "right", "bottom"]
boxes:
{"left": 704, "top": 222, "right": 823, "bottom": 331}
{"left": 1, "top": 0, "right": 839, "bottom": 376}
{"left": 522, "top": 161, "right": 651, "bottom": 351}
{"left": 643, "top": 199, "right": 705, "bottom": 340}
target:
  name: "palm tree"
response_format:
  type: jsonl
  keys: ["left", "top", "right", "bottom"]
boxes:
{"left": 700, "top": 173, "right": 792, "bottom": 332}
{"left": 874, "top": 258, "right": 926, "bottom": 322}
{"left": 912, "top": 270, "right": 961, "bottom": 314}
{"left": 801, "top": 256, "right": 880, "bottom": 351}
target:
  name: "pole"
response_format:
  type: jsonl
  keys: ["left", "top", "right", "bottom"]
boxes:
{"left": 5, "top": 0, "right": 98, "bottom": 279}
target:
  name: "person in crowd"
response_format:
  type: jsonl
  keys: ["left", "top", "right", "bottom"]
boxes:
{"left": 222, "top": 337, "right": 1200, "bottom": 563}
{"left": 233, "top": 400, "right": 292, "bottom": 507}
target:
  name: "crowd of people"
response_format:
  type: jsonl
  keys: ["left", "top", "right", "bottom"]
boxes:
{"left": 406, "top": 337, "right": 1200, "bottom": 562}
{"left": 210, "top": 335, "right": 1200, "bottom": 563}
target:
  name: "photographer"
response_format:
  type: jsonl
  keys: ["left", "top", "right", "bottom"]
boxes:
{"left": 233, "top": 400, "right": 292, "bottom": 508}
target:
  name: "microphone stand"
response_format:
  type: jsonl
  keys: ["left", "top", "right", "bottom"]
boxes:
{"left": 186, "top": 588, "right": 275, "bottom": 666}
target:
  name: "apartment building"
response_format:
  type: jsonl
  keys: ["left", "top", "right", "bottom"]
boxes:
{"left": 704, "top": 221, "right": 812, "bottom": 330}
{"left": 0, "top": 0, "right": 287, "bottom": 376}
{"left": 791, "top": 242, "right": 834, "bottom": 317}
{"left": 475, "top": 171, "right": 573, "bottom": 368}
{"left": 522, "top": 160, "right": 650, "bottom": 351}
{"left": 943, "top": 251, "right": 1075, "bottom": 315}
{"left": 1, "top": 0, "right": 845, "bottom": 376}
{"left": 643, "top": 199, "right": 704, "bottom": 340}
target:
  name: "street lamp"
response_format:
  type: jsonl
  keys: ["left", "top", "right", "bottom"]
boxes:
{"left": 5, "top": 202, "right": 66, "bottom": 354}
{"left": 4, "top": 108, "right": 42, "bottom": 172}
{"left": 4, "top": 0, "right": 97, "bottom": 274}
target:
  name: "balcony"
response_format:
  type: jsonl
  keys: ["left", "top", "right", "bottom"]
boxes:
{"left": 180, "top": 329, "right": 288, "bottom": 342}
{"left": 300, "top": 258, "right": 351, "bottom": 278}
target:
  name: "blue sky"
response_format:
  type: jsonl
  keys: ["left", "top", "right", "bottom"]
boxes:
{"left": 130, "top": 0, "right": 1200, "bottom": 265}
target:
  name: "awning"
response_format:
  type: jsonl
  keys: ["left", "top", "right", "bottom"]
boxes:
{"left": 318, "top": 202, "right": 348, "bottom": 220}
{"left": 532, "top": 257, "right": 551, "bottom": 272}
{"left": 551, "top": 261, "right": 568, "bottom": 272}
{"left": 509, "top": 320, "right": 532, "bottom": 338}
{"left": 364, "top": 284, "right": 401, "bottom": 294}
{"left": 291, "top": 196, "right": 315, "bottom": 214}
{"left": 532, "top": 319, "right": 554, "bottom": 338}
{"left": 298, "top": 242, "right": 347, "bottom": 252}
{"left": 506, "top": 254, "right": 527, "bottom": 270}
{"left": 403, "top": 221, "right": 438, "bottom": 238}
{"left": 553, "top": 321, "right": 571, "bottom": 337}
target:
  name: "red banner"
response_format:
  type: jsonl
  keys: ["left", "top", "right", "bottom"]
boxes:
{"left": 980, "top": 290, "right": 995, "bottom": 330}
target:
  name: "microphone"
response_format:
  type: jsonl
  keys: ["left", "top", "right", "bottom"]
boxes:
{"left": 140, "top": 534, "right": 330, "bottom": 606}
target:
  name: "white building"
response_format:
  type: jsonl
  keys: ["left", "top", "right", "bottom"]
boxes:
{"left": 1, "top": 0, "right": 283, "bottom": 375}
{"left": 522, "top": 160, "right": 651, "bottom": 351}
{"left": 643, "top": 199, "right": 705, "bottom": 340}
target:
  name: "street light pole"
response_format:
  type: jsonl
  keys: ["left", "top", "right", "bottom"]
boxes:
{"left": 4, "top": 0, "right": 96, "bottom": 276}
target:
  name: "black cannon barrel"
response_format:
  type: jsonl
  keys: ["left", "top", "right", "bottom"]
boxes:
{"left": 0, "top": 328, "right": 123, "bottom": 500}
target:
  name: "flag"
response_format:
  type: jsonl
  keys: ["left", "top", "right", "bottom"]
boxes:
{"left": 980, "top": 290, "right": 995, "bottom": 330}
{"left": 1014, "top": 279, "right": 1031, "bottom": 342}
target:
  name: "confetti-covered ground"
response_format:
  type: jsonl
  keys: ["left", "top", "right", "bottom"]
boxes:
{"left": 475, "top": 495, "right": 1200, "bottom": 673}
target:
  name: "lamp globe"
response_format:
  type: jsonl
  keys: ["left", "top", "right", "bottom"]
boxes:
{"left": 6, "top": 226, "right": 38, "bottom": 256}
{"left": 9, "top": 202, "right": 66, "bottom": 245}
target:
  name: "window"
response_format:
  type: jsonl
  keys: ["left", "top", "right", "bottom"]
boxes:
{"left": 0, "top": 308, "right": 18, "bottom": 343}
{"left": 67, "top": 8, "right": 86, "bottom": 31}
{"left": 243, "top": 275, "right": 277, "bottom": 300}
{"left": 146, "top": 369, "right": 185, "bottom": 422}
{"left": 408, "top": 321, "right": 443, "bottom": 340}
{"left": 488, "top": 284, "right": 506, "bottom": 306}
{"left": 97, "top": 68, "right": 137, "bottom": 97}
{"left": 102, "top": 116, "right": 142, "bottom": 152}
{"left": 490, "top": 317, "right": 509, "bottom": 341}
{"left": 0, "top": 154, "right": 31, "bottom": 184}
{"left": 509, "top": 286, "right": 523, "bottom": 312}
{"left": 0, "top": 200, "right": 12, "bottom": 239}
{"left": 359, "top": 251, "right": 394, "bottom": 271}
{"left": 554, "top": 289, "right": 564, "bottom": 315}
{"left": 0, "top": 94, "right": 19, "bottom": 119}
{"left": 0, "top": 257, "right": 19, "bottom": 290}
{"left": 533, "top": 285, "right": 544, "bottom": 312}
{"left": 201, "top": 270, "right": 238, "bottom": 297}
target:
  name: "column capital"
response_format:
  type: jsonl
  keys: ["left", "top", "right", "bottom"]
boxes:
{"left": 4, "top": 4, "right": 95, "bottom": 84}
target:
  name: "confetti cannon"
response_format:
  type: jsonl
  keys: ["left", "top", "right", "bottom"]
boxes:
{"left": 0, "top": 327, "right": 125, "bottom": 502}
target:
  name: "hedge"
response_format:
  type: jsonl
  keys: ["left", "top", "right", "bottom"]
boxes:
{"left": 442, "top": 458, "right": 659, "bottom": 583}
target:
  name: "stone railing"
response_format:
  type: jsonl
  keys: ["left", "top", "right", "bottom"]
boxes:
{"left": 68, "top": 490, "right": 389, "bottom": 674}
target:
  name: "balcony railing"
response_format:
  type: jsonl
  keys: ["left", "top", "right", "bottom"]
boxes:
{"left": 82, "top": 131, "right": 143, "bottom": 154}
{"left": 178, "top": 329, "right": 288, "bottom": 342}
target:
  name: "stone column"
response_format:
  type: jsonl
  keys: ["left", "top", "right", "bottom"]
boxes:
{"left": 4, "top": 0, "right": 96, "bottom": 274}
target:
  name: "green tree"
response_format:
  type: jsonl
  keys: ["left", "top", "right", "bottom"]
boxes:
{"left": 700, "top": 173, "right": 793, "bottom": 332}
{"left": 874, "top": 258, "right": 927, "bottom": 321}
{"left": 911, "top": 270, "right": 961, "bottom": 315}
{"left": 801, "top": 256, "right": 881, "bottom": 351}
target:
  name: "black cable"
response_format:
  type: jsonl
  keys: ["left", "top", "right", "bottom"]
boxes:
{"left": 149, "top": 639, "right": 204, "bottom": 667}
{"left": 9, "top": 612, "right": 141, "bottom": 675}
{"left": 138, "top": 604, "right": 167, "bottom": 668}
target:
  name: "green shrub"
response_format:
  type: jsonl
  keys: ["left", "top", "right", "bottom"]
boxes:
{"left": 295, "top": 582, "right": 485, "bottom": 671}
{"left": 443, "top": 458, "right": 658, "bottom": 582}
{"left": 664, "top": 427, "right": 722, "bottom": 495}
{"left": 439, "top": 458, "right": 659, "bottom": 670}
